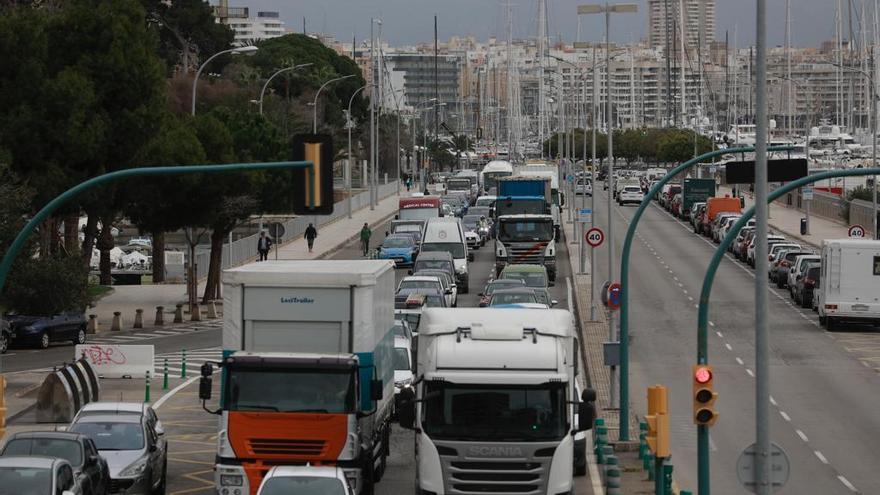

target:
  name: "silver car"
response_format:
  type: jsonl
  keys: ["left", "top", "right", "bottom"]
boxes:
{"left": 0, "top": 456, "right": 81, "bottom": 495}
{"left": 70, "top": 413, "right": 166, "bottom": 495}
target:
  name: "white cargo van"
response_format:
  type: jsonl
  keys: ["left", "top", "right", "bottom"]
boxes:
{"left": 421, "top": 217, "right": 472, "bottom": 293}
{"left": 817, "top": 239, "right": 880, "bottom": 330}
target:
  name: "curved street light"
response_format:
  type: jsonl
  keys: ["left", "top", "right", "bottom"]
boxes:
{"left": 312, "top": 74, "right": 356, "bottom": 133}
{"left": 191, "top": 45, "right": 259, "bottom": 116}
{"left": 347, "top": 84, "right": 370, "bottom": 218}
{"left": 258, "top": 63, "right": 314, "bottom": 115}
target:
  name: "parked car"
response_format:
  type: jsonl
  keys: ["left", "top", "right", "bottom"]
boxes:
{"left": 0, "top": 318, "right": 10, "bottom": 354}
{"left": 690, "top": 203, "right": 707, "bottom": 231}
{"left": 0, "top": 456, "right": 81, "bottom": 495}
{"left": 256, "top": 466, "right": 354, "bottom": 495}
{"left": 788, "top": 254, "right": 821, "bottom": 297}
{"left": 6, "top": 312, "right": 87, "bottom": 349}
{"left": 767, "top": 244, "right": 802, "bottom": 277}
{"left": 377, "top": 234, "right": 418, "bottom": 267}
{"left": 773, "top": 250, "right": 813, "bottom": 288}
{"left": 0, "top": 431, "right": 109, "bottom": 495}
{"left": 747, "top": 235, "right": 787, "bottom": 267}
{"left": 670, "top": 193, "right": 683, "bottom": 217}
{"left": 794, "top": 264, "right": 821, "bottom": 308}
{"left": 499, "top": 264, "right": 551, "bottom": 288}
{"left": 69, "top": 412, "right": 167, "bottom": 495}
{"left": 478, "top": 279, "right": 528, "bottom": 307}
{"left": 487, "top": 288, "right": 540, "bottom": 307}
{"left": 732, "top": 226, "right": 756, "bottom": 258}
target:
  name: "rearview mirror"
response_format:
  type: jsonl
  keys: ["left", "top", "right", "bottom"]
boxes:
{"left": 198, "top": 376, "right": 213, "bottom": 401}
{"left": 371, "top": 379, "right": 383, "bottom": 401}
{"left": 398, "top": 387, "right": 417, "bottom": 429}
{"left": 200, "top": 362, "right": 213, "bottom": 377}
{"left": 550, "top": 300, "right": 558, "bottom": 307}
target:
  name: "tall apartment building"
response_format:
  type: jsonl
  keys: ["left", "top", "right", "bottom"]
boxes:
{"left": 223, "top": 11, "right": 286, "bottom": 43}
{"left": 647, "top": 0, "right": 715, "bottom": 51}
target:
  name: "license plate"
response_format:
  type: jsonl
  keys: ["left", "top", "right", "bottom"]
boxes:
{"left": 852, "top": 304, "right": 870, "bottom": 312}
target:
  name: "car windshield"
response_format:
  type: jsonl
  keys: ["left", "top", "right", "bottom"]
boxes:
{"left": 393, "top": 224, "right": 421, "bottom": 233}
{"left": 532, "top": 290, "right": 550, "bottom": 305}
{"left": 70, "top": 422, "right": 144, "bottom": 451}
{"left": 425, "top": 295, "right": 445, "bottom": 307}
{"left": 497, "top": 221, "right": 554, "bottom": 242}
{"left": 490, "top": 292, "right": 538, "bottom": 305}
{"left": 486, "top": 281, "right": 525, "bottom": 294}
{"left": 462, "top": 216, "right": 481, "bottom": 228}
{"left": 0, "top": 467, "right": 51, "bottom": 495}
{"left": 2, "top": 438, "right": 82, "bottom": 468}
{"left": 259, "top": 476, "right": 348, "bottom": 495}
{"left": 414, "top": 260, "right": 453, "bottom": 272}
{"left": 393, "top": 348, "right": 411, "bottom": 371}
{"left": 392, "top": 323, "right": 408, "bottom": 339}
{"left": 399, "top": 280, "right": 440, "bottom": 291}
{"left": 382, "top": 237, "right": 412, "bottom": 248}
{"left": 420, "top": 243, "right": 466, "bottom": 259}
{"left": 503, "top": 271, "right": 547, "bottom": 288}
{"left": 422, "top": 381, "right": 567, "bottom": 441}
{"left": 226, "top": 369, "right": 355, "bottom": 414}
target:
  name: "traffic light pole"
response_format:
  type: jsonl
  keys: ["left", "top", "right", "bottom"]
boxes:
{"left": 0, "top": 161, "right": 314, "bottom": 295}
{"left": 618, "top": 145, "right": 794, "bottom": 442}
{"left": 696, "top": 166, "right": 880, "bottom": 495}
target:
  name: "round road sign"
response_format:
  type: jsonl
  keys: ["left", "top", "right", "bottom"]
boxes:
{"left": 736, "top": 442, "right": 790, "bottom": 493}
{"left": 848, "top": 224, "right": 866, "bottom": 238}
{"left": 607, "top": 282, "right": 622, "bottom": 310}
{"left": 585, "top": 227, "right": 605, "bottom": 248}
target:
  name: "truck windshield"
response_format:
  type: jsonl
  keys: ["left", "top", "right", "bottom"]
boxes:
{"left": 422, "top": 382, "right": 567, "bottom": 441}
{"left": 226, "top": 369, "right": 355, "bottom": 414}
{"left": 496, "top": 200, "right": 545, "bottom": 216}
{"left": 498, "top": 221, "right": 554, "bottom": 242}
{"left": 447, "top": 180, "right": 471, "bottom": 191}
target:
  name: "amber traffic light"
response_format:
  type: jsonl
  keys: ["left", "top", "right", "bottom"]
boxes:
{"left": 645, "top": 385, "right": 670, "bottom": 458}
{"left": 292, "top": 133, "right": 334, "bottom": 215}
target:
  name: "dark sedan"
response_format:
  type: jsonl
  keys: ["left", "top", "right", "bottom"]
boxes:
{"left": 6, "top": 312, "right": 87, "bottom": 349}
{"left": 1, "top": 431, "right": 110, "bottom": 495}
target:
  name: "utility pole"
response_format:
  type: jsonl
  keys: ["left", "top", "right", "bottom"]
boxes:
{"left": 369, "top": 19, "right": 376, "bottom": 210}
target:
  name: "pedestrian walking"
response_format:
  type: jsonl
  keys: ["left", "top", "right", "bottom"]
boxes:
{"left": 257, "top": 231, "right": 272, "bottom": 261}
{"left": 304, "top": 223, "right": 318, "bottom": 253}
{"left": 359, "top": 223, "right": 372, "bottom": 257}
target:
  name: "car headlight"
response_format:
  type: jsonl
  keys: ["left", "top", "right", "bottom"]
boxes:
{"left": 119, "top": 456, "right": 150, "bottom": 478}
{"left": 220, "top": 474, "right": 244, "bottom": 486}
{"left": 456, "top": 266, "right": 466, "bottom": 274}
{"left": 395, "top": 378, "right": 413, "bottom": 388}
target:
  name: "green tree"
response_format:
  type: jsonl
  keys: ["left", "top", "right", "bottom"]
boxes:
{"left": 614, "top": 129, "right": 644, "bottom": 166}
{"left": 141, "top": 0, "right": 233, "bottom": 75}
{"left": 657, "top": 129, "right": 713, "bottom": 164}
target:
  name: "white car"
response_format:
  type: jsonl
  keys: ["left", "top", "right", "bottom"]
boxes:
{"left": 257, "top": 466, "right": 354, "bottom": 495}
{"left": 397, "top": 275, "right": 453, "bottom": 308}
{"left": 747, "top": 235, "right": 786, "bottom": 267}
{"left": 464, "top": 229, "right": 481, "bottom": 249}
{"left": 575, "top": 179, "right": 593, "bottom": 196}
{"left": 787, "top": 254, "right": 820, "bottom": 296}
{"left": 393, "top": 336, "right": 413, "bottom": 395}
{"left": 618, "top": 185, "right": 645, "bottom": 205}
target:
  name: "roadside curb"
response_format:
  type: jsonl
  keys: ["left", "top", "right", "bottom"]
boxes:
{"left": 317, "top": 209, "right": 399, "bottom": 260}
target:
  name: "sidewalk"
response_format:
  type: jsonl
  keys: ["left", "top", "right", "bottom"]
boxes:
{"left": 717, "top": 185, "right": 850, "bottom": 247}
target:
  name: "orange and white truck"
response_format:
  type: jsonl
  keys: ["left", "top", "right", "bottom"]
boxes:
{"left": 698, "top": 196, "right": 742, "bottom": 236}
{"left": 200, "top": 260, "right": 395, "bottom": 495}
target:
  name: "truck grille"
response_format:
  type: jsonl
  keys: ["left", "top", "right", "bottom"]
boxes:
{"left": 437, "top": 443, "right": 551, "bottom": 495}
{"left": 248, "top": 438, "right": 326, "bottom": 456}
{"left": 508, "top": 243, "right": 547, "bottom": 265}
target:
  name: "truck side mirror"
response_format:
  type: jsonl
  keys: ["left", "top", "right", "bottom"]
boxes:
{"left": 398, "top": 388, "right": 417, "bottom": 429}
{"left": 198, "top": 376, "right": 213, "bottom": 401}
{"left": 371, "top": 379, "right": 384, "bottom": 401}
{"left": 468, "top": 252, "right": 475, "bottom": 262}
{"left": 577, "top": 387, "right": 598, "bottom": 431}
{"left": 200, "top": 362, "right": 213, "bottom": 377}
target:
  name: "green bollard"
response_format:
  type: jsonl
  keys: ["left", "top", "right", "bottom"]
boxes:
{"left": 144, "top": 370, "right": 151, "bottom": 403}
{"left": 605, "top": 456, "right": 621, "bottom": 495}
{"left": 163, "top": 358, "right": 169, "bottom": 390}
{"left": 681, "top": 491, "right": 693, "bottom": 495}
{"left": 639, "top": 432, "right": 648, "bottom": 461}
{"left": 181, "top": 349, "right": 187, "bottom": 378}
{"left": 663, "top": 463, "right": 674, "bottom": 495}
{"left": 646, "top": 454, "right": 655, "bottom": 480}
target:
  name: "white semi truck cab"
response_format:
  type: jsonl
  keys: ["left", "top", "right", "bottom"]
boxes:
{"left": 398, "top": 308, "right": 595, "bottom": 495}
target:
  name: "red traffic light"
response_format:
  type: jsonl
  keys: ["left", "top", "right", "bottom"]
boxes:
{"left": 694, "top": 366, "right": 712, "bottom": 384}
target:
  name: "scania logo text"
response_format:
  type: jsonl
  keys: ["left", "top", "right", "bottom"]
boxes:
{"left": 467, "top": 446, "right": 524, "bottom": 457}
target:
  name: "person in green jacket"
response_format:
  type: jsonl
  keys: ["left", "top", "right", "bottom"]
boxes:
{"left": 359, "top": 223, "right": 372, "bottom": 257}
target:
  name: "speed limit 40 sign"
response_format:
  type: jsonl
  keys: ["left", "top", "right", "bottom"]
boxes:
{"left": 848, "top": 224, "right": 866, "bottom": 238}
{"left": 585, "top": 227, "right": 605, "bottom": 248}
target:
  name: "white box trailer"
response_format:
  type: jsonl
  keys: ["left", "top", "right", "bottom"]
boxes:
{"left": 818, "top": 239, "right": 880, "bottom": 330}
{"left": 211, "top": 260, "right": 396, "bottom": 495}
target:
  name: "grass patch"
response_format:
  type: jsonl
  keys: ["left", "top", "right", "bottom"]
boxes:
{"left": 87, "top": 284, "right": 113, "bottom": 301}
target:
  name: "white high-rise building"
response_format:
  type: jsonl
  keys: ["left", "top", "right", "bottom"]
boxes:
{"left": 225, "top": 11, "right": 286, "bottom": 43}
{"left": 647, "top": 0, "right": 715, "bottom": 51}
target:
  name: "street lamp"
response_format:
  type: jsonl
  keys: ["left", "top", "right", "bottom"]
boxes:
{"left": 577, "top": 1, "right": 637, "bottom": 433}
{"left": 312, "top": 74, "right": 356, "bottom": 133}
{"left": 258, "top": 63, "right": 313, "bottom": 115}
{"left": 191, "top": 45, "right": 258, "bottom": 116}
{"left": 347, "top": 84, "right": 370, "bottom": 218}
{"left": 414, "top": 99, "right": 439, "bottom": 187}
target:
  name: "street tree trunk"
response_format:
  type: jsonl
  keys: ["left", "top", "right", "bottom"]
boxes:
{"left": 201, "top": 228, "right": 225, "bottom": 304}
{"left": 63, "top": 213, "right": 80, "bottom": 256}
{"left": 97, "top": 217, "right": 115, "bottom": 286}
{"left": 80, "top": 214, "right": 99, "bottom": 267}
{"left": 151, "top": 230, "right": 165, "bottom": 283}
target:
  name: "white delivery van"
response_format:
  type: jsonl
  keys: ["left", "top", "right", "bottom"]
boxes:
{"left": 421, "top": 217, "right": 472, "bottom": 293}
{"left": 818, "top": 239, "right": 880, "bottom": 330}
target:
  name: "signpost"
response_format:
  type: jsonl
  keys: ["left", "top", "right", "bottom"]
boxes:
{"left": 802, "top": 187, "right": 814, "bottom": 200}
{"left": 736, "top": 442, "right": 790, "bottom": 493}
{"left": 848, "top": 224, "right": 866, "bottom": 238}
{"left": 578, "top": 208, "right": 593, "bottom": 223}
{"left": 586, "top": 227, "right": 605, "bottom": 247}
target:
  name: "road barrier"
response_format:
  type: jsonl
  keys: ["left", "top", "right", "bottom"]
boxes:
{"left": 173, "top": 303, "right": 183, "bottom": 323}
{"left": 206, "top": 300, "right": 218, "bottom": 319}
{"left": 133, "top": 309, "right": 144, "bottom": 329}
{"left": 86, "top": 314, "right": 98, "bottom": 334}
{"left": 111, "top": 311, "right": 123, "bottom": 332}
{"left": 75, "top": 344, "right": 154, "bottom": 379}
{"left": 191, "top": 302, "right": 201, "bottom": 321}
{"left": 36, "top": 357, "right": 100, "bottom": 423}
{"left": 154, "top": 306, "right": 164, "bottom": 326}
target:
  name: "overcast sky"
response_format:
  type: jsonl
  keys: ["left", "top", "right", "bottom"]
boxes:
{"left": 240, "top": 0, "right": 851, "bottom": 48}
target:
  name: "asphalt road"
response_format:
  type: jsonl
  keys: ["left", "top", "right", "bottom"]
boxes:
{"left": 589, "top": 184, "right": 880, "bottom": 494}
{"left": 356, "top": 216, "right": 594, "bottom": 495}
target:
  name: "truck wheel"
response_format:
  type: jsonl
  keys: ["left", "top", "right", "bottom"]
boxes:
{"left": 827, "top": 317, "right": 839, "bottom": 332}
{"left": 361, "top": 458, "right": 376, "bottom": 495}
{"left": 818, "top": 315, "right": 827, "bottom": 326}
{"left": 574, "top": 461, "right": 587, "bottom": 477}
{"left": 0, "top": 333, "right": 7, "bottom": 354}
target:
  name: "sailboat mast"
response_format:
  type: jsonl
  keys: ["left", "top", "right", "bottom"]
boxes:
{"left": 679, "top": 0, "right": 686, "bottom": 127}
{"left": 539, "top": 0, "right": 546, "bottom": 158}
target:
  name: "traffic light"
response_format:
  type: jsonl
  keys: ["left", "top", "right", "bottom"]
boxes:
{"left": 292, "top": 133, "right": 334, "bottom": 215}
{"left": 645, "top": 385, "right": 670, "bottom": 458}
{"left": 693, "top": 364, "right": 718, "bottom": 426}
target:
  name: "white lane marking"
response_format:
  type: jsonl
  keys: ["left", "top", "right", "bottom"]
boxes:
{"left": 152, "top": 375, "right": 199, "bottom": 409}
{"left": 735, "top": 357, "right": 745, "bottom": 366}
{"left": 779, "top": 411, "right": 792, "bottom": 422}
{"left": 709, "top": 321, "right": 715, "bottom": 327}
{"left": 769, "top": 396, "right": 777, "bottom": 406}
{"left": 725, "top": 343, "right": 733, "bottom": 351}
{"left": 838, "top": 476, "right": 857, "bottom": 492}
{"left": 683, "top": 290, "right": 689, "bottom": 295}
{"left": 716, "top": 331, "right": 724, "bottom": 338}
{"left": 746, "top": 368, "right": 755, "bottom": 377}
{"left": 796, "top": 430, "right": 809, "bottom": 442}
{"left": 673, "top": 276, "right": 679, "bottom": 281}
{"left": 688, "top": 296, "right": 694, "bottom": 301}
{"left": 815, "top": 451, "right": 829, "bottom": 464}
